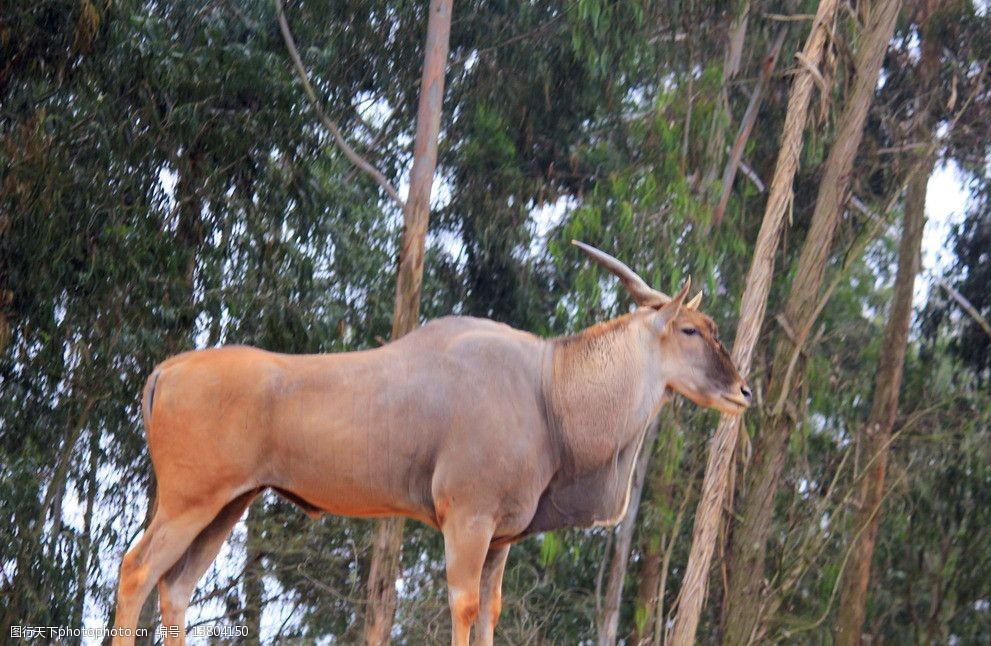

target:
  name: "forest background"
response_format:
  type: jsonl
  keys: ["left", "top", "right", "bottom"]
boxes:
{"left": 2, "top": 0, "right": 990, "bottom": 643}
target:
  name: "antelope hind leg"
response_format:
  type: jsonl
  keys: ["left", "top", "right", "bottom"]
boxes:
{"left": 157, "top": 490, "right": 261, "bottom": 645}
{"left": 442, "top": 512, "right": 497, "bottom": 646}
{"left": 475, "top": 544, "right": 510, "bottom": 646}
{"left": 113, "top": 499, "right": 230, "bottom": 645}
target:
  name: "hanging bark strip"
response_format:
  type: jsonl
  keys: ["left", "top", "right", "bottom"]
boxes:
{"left": 363, "top": 1, "right": 454, "bottom": 644}
{"left": 721, "top": 1, "right": 903, "bottom": 643}
{"left": 701, "top": 3, "right": 751, "bottom": 191}
{"left": 711, "top": 27, "right": 788, "bottom": 227}
{"left": 668, "top": 2, "right": 841, "bottom": 644}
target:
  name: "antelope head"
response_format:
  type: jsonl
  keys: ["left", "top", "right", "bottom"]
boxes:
{"left": 572, "top": 240, "right": 752, "bottom": 415}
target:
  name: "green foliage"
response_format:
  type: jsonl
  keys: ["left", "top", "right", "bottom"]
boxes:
{"left": 1, "top": 0, "right": 989, "bottom": 643}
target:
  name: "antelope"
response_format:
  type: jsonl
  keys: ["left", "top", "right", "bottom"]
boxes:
{"left": 113, "top": 241, "right": 751, "bottom": 646}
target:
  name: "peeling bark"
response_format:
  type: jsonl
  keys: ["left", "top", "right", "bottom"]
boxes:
{"left": 668, "top": 2, "right": 842, "bottom": 643}
{"left": 702, "top": 3, "right": 751, "bottom": 190}
{"left": 721, "top": 2, "right": 903, "bottom": 643}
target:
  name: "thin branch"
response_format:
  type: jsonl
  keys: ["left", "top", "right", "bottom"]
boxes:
{"left": 935, "top": 277, "right": 991, "bottom": 340}
{"left": 449, "top": 13, "right": 564, "bottom": 67}
{"left": 594, "top": 530, "right": 613, "bottom": 617}
{"left": 737, "top": 158, "right": 766, "bottom": 192}
{"left": 275, "top": 0, "right": 405, "bottom": 209}
{"left": 763, "top": 12, "right": 816, "bottom": 22}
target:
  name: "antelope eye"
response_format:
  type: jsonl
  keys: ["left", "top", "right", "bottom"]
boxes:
{"left": 682, "top": 327, "right": 698, "bottom": 336}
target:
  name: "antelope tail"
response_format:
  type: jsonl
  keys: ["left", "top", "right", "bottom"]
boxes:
{"left": 142, "top": 369, "right": 162, "bottom": 436}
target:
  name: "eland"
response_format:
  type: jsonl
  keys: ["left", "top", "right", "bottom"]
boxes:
{"left": 113, "top": 241, "right": 751, "bottom": 645}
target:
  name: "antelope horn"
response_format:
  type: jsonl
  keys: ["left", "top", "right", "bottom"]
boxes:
{"left": 571, "top": 240, "right": 671, "bottom": 307}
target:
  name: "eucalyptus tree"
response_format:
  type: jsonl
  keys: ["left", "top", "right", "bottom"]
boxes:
{"left": 720, "top": 1, "right": 903, "bottom": 641}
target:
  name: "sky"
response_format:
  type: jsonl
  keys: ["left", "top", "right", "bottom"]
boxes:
{"left": 923, "top": 161, "right": 969, "bottom": 273}
{"left": 917, "top": 160, "right": 971, "bottom": 307}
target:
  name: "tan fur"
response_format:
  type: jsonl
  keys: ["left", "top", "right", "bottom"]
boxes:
{"left": 112, "top": 244, "right": 749, "bottom": 646}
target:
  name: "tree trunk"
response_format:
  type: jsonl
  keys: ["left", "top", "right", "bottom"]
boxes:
{"left": 243, "top": 502, "right": 265, "bottom": 642}
{"left": 630, "top": 419, "right": 684, "bottom": 646}
{"left": 834, "top": 142, "right": 932, "bottom": 646}
{"left": 362, "top": 1, "right": 453, "bottom": 644}
{"left": 631, "top": 539, "right": 663, "bottom": 645}
{"left": 1, "top": 395, "right": 96, "bottom": 633}
{"left": 73, "top": 429, "right": 100, "bottom": 628}
{"left": 834, "top": 4, "right": 940, "bottom": 640}
{"left": 135, "top": 477, "right": 158, "bottom": 643}
{"left": 668, "top": 2, "right": 841, "bottom": 643}
{"left": 597, "top": 420, "right": 660, "bottom": 645}
{"left": 721, "top": 2, "right": 902, "bottom": 643}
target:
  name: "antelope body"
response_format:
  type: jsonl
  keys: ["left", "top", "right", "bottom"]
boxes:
{"left": 113, "top": 242, "right": 750, "bottom": 645}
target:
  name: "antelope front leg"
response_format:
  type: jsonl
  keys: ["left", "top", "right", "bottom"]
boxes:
{"left": 476, "top": 545, "right": 510, "bottom": 646}
{"left": 442, "top": 512, "right": 496, "bottom": 646}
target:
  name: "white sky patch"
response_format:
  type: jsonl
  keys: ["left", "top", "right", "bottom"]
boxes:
{"left": 158, "top": 167, "right": 178, "bottom": 211}
{"left": 528, "top": 196, "right": 574, "bottom": 257}
{"left": 918, "top": 160, "right": 969, "bottom": 305}
{"left": 354, "top": 91, "right": 394, "bottom": 131}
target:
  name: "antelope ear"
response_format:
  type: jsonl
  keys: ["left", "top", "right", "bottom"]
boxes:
{"left": 653, "top": 277, "right": 691, "bottom": 332}
{"left": 686, "top": 290, "right": 703, "bottom": 310}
